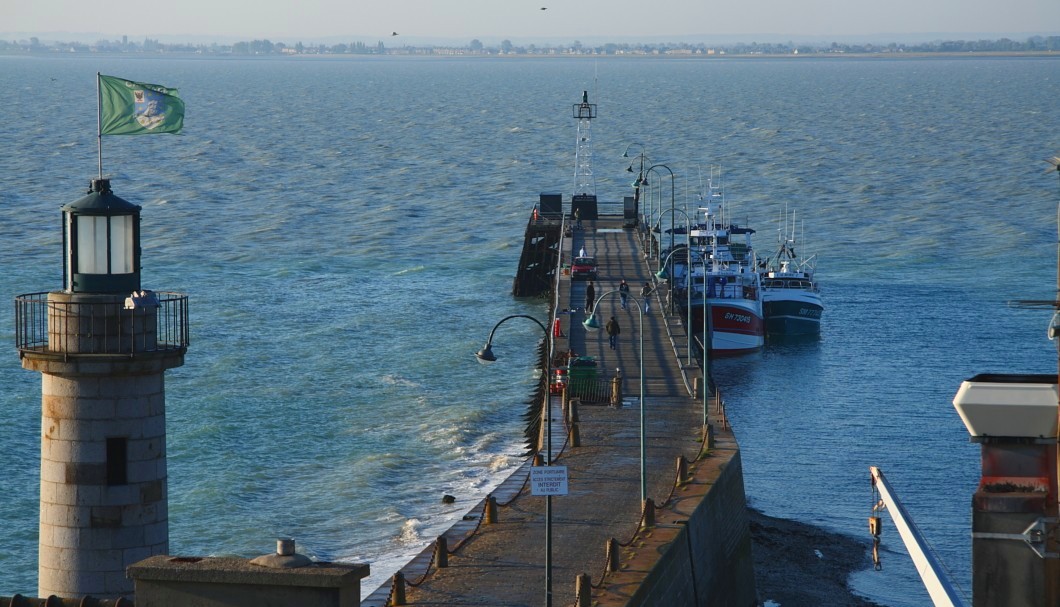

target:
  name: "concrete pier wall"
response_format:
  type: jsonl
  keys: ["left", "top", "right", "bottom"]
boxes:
{"left": 625, "top": 450, "right": 756, "bottom": 607}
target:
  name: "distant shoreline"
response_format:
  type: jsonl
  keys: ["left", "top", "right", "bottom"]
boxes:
{"left": 2, "top": 50, "right": 1058, "bottom": 60}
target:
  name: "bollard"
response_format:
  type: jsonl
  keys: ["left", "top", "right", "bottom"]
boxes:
{"left": 611, "top": 373, "right": 623, "bottom": 407}
{"left": 606, "top": 537, "right": 619, "bottom": 572}
{"left": 435, "top": 535, "right": 448, "bottom": 568}
{"left": 641, "top": 498, "right": 656, "bottom": 529}
{"left": 568, "top": 398, "right": 580, "bottom": 423}
{"left": 693, "top": 376, "right": 702, "bottom": 399}
{"left": 569, "top": 422, "right": 581, "bottom": 447}
{"left": 391, "top": 571, "right": 407, "bottom": 605}
{"left": 533, "top": 452, "right": 544, "bottom": 467}
{"left": 705, "top": 423, "right": 715, "bottom": 450}
{"left": 484, "top": 495, "right": 498, "bottom": 524}
{"left": 676, "top": 456, "right": 688, "bottom": 486}
{"left": 575, "top": 572, "right": 592, "bottom": 607}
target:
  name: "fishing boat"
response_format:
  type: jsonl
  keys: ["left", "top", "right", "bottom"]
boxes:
{"left": 673, "top": 187, "right": 765, "bottom": 355}
{"left": 759, "top": 231, "right": 823, "bottom": 336}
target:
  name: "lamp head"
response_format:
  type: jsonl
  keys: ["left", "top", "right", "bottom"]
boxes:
{"left": 583, "top": 315, "right": 601, "bottom": 331}
{"left": 475, "top": 343, "right": 497, "bottom": 364}
{"left": 655, "top": 267, "right": 670, "bottom": 281}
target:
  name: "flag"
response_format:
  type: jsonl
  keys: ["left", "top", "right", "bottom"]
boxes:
{"left": 99, "top": 74, "right": 184, "bottom": 135}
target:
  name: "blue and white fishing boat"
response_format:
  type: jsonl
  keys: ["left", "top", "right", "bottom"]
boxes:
{"left": 758, "top": 217, "right": 823, "bottom": 336}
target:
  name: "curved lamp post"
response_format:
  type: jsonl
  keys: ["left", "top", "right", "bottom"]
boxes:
{"left": 583, "top": 291, "right": 646, "bottom": 504}
{"left": 652, "top": 207, "right": 695, "bottom": 364}
{"left": 644, "top": 204, "right": 671, "bottom": 262}
{"left": 644, "top": 164, "right": 676, "bottom": 262}
{"left": 475, "top": 314, "right": 554, "bottom": 607}
{"left": 623, "top": 143, "right": 651, "bottom": 231}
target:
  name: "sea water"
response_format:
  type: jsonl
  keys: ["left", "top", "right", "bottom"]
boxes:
{"left": 0, "top": 54, "right": 1058, "bottom": 605}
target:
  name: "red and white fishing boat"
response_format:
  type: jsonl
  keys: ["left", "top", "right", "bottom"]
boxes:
{"left": 671, "top": 183, "right": 765, "bottom": 355}
{"left": 690, "top": 244, "right": 764, "bottom": 353}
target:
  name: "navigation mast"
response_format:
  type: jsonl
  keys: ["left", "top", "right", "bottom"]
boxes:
{"left": 572, "top": 91, "right": 597, "bottom": 197}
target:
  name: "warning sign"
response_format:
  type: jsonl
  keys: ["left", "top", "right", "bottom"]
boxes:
{"left": 530, "top": 466, "right": 569, "bottom": 496}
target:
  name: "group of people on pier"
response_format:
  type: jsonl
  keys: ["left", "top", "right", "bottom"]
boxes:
{"left": 580, "top": 276, "right": 656, "bottom": 352}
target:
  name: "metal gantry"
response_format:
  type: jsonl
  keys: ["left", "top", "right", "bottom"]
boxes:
{"left": 572, "top": 91, "right": 597, "bottom": 197}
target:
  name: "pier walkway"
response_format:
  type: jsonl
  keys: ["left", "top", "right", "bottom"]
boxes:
{"left": 363, "top": 217, "right": 743, "bottom": 607}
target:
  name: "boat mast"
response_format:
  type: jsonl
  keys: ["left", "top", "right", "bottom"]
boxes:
{"left": 573, "top": 91, "right": 597, "bottom": 197}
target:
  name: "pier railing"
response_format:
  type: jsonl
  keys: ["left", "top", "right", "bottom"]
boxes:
{"left": 15, "top": 291, "right": 190, "bottom": 355}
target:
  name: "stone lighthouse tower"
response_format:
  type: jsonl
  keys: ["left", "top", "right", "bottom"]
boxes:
{"left": 15, "top": 178, "right": 188, "bottom": 598}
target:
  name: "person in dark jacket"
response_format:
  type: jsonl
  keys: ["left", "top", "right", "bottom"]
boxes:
{"left": 641, "top": 282, "right": 653, "bottom": 313}
{"left": 605, "top": 316, "right": 620, "bottom": 350}
{"left": 585, "top": 280, "right": 596, "bottom": 312}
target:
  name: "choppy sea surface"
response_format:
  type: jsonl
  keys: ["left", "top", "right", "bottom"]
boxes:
{"left": 1, "top": 54, "right": 1058, "bottom": 605}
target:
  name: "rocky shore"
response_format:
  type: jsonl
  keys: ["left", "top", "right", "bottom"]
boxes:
{"left": 749, "top": 508, "right": 886, "bottom": 607}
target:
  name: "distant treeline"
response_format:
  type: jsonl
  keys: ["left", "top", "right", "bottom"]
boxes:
{"left": 3, "top": 35, "right": 1059, "bottom": 57}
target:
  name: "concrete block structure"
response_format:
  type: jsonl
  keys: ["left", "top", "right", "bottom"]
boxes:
{"left": 128, "top": 541, "right": 370, "bottom": 607}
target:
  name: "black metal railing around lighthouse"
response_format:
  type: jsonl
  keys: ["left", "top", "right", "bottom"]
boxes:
{"left": 15, "top": 291, "right": 189, "bottom": 355}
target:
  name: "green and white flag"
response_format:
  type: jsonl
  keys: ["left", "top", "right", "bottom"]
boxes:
{"left": 98, "top": 74, "right": 184, "bottom": 135}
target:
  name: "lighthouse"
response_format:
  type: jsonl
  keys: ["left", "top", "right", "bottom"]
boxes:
{"left": 15, "top": 178, "right": 189, "bottom": 598}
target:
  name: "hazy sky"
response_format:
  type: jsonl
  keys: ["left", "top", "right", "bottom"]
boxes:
{"left": 6, "top": 0, "right": 1059, "bottom": 42}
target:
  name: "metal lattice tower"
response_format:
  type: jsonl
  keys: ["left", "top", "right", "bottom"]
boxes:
{"left": 572, "top": 91, "right": 597, "bottom": 197}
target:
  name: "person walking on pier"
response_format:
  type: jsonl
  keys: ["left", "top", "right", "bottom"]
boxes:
{"left": 641, "top": 281, "right": 653, "bottom": 313}
{"left": 585, "top": 280, "right": 596, "bottom": 313}
{"left": 606, "top": 316, "right": 620, "bottom": 350}
{"left": 619, "top": 279, "right": 630, "bottom": 309}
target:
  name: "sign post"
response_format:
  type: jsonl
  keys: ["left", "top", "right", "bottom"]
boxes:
{"left": 531, "top": 466, "right": 569, "bottom": 496}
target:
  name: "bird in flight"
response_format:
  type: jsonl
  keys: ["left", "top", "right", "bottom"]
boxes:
{"left": 540, "top": 7, "right": 547, "bottom": 10}
{"left": 392, "top": 32, "right": 399, "bottom": 36}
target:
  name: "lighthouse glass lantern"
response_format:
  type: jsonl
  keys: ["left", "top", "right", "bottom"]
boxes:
{"left": 62, "top": 178, "right": 142, "bottom": 294}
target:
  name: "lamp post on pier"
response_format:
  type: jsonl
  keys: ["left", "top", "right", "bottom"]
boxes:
{"left": 622, "top": 143, "right": 651, "bottom": 232}
{"left": 475, "top": 314, "right": 554, "bottom": 607}
{"left": 653, "top": 205, "right": 694, "bottom": 366}
{"left": 583, "top": 292, "right": 646, "bottom": 504}
{"left": 645, "top": 164, "right": 676, "bottom": 264}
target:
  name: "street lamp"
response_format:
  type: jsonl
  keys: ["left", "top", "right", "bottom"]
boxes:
{"left": 644, "top": 205, "right": 671, "bottom": 263}
{"left": 652, "top": 205, "right": 695, "bottom": 364}
{"left": 623, "top": 143, "right": 651, "bottom": 230}
{"left": 583, "top": 291, "right": 646, "bottom": 505}
{"left": 645, "top": 164, "right": 676, "bottom": 263}
{"left": 475, "top": 314, "right": 555, "bottom": 607}
{"left": 703, "top": 264, "right": 713, "bottom": 430}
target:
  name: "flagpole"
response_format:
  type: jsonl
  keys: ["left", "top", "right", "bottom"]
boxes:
{"left": 96, "top": 72, "right": 103, "bottom": 180}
